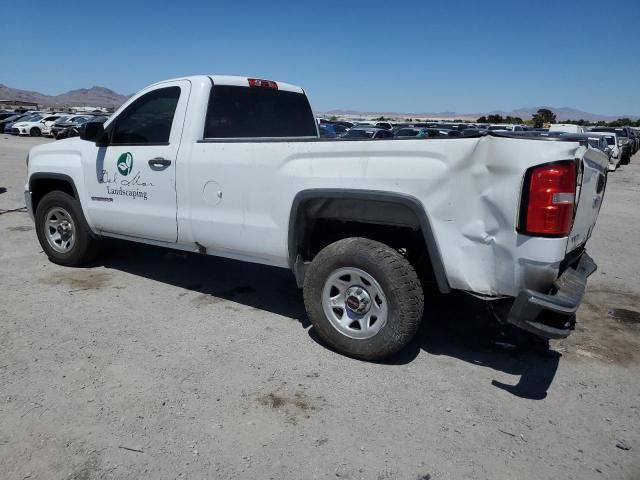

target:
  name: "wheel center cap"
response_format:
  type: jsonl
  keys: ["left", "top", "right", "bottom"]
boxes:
{"left": 58, "top": 222, "right": 72, "bottom": 236}
{"left": 345, "top": 286, "right": 371, "bottom": 314}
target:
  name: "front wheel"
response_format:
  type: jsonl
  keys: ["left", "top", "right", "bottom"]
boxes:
{"left": 29, "top": 127, "right": 41, "bottom": 137}
{"left": 303, "top": 238, "right": 424, "bottom": 360}
{"left": 35, "top": 191, "right": 101, "bottom": 266}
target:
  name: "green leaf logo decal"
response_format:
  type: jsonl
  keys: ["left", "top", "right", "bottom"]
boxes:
{"left": 117, "top": 152, "right": 133, "bottom": 176}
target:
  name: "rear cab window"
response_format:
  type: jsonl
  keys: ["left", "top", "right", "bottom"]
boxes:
{"left": 204, "top": 85, "right": 318, "bottom": 138}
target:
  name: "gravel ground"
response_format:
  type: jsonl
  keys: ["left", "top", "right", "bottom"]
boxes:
{"left": 0, "top": 135, "right": 639, "bottom": 480}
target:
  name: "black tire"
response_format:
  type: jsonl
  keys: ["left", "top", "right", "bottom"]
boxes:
{"left": 29, "top": 127, "right": 41, "bottom": 137}
{"left": 35, "top": 190, "right": 100, "bottom": 266}
{"left": 303, "top": 237, "right": 424, "bottom": 360}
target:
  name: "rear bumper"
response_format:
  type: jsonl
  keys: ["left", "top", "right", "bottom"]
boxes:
{"left": 506, "top": 251, "right": 597, "bottom": 339}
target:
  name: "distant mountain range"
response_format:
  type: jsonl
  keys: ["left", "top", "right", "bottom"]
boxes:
{"left": 0, "top": 84, "right": 129, "bottom": 108}
{"left": 321, "top": 106, "right": 639, "bottom": 122}
{"left": 1, "top": 83, "right": 636, "bottom": 121}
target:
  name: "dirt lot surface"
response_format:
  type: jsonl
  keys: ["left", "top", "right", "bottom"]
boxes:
{"left": 1, "top": 135, "right": 639, "bottom": 480}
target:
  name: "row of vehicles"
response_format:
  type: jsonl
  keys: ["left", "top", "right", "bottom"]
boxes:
{"left": 2, "top": 109, "right": 636, "bottom": 170}
{"left": 318, "top": 119, "right": 639, "bottom": 171}
{"left": 0, "top": 110, "right": 109, "bottom": 139}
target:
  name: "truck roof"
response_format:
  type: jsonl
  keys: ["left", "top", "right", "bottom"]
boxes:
{"left": 146, "top": 75, "right": 305, "bottom": 94}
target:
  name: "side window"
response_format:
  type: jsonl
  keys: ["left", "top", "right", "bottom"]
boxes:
{"left": 111, "top": 86, "right": 181, "bottom": 145}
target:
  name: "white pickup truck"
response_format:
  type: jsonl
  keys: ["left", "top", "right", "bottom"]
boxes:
{"left": 24, "top": 75, "right": 608, "bottom": 360}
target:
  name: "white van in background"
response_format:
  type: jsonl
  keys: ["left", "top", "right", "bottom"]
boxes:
{"left": 549, "top": 124, "right": 585, "bottom": 134}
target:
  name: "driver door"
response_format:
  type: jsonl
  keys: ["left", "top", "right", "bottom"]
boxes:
{"left": 84, "top": 80, "right": 190, "bottom": 242}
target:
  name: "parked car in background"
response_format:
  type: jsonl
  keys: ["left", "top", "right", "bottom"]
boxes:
{"left": 487, "top": 124, "right": 511, "bottom": 131}
{"left": 51, "top": 115, "right": 94, "bottom": 139}
{"left": 341, "top": 126, "right": 394, "bottom": 139}
{"left": 57, "top": 115, "right": 108, "bottom": 139}
{"left": 375, "top": 122, "right": 393, "bottom": 130}
{"left": 590, "top": 127, "right": 633, "bottom": 164}
{"left": 587, "top": 132, "right": 620, "bottom": 171}
{"left": 43, "top": 115, "right": 73, "bottom": 137}
{"left": 394, "top": 127, "right": 431, "bottom": 138}
{"left": 550, "top": 124, "right": 585, "bottom": 134}
{"left": 0, "top": 112, "right": 17, "bottom": 122}
{"left": 629, "top": 129, "right": 640, "bottom": 154}
{"left": 3, "top": 114, "right": 44, "bottom": 134}
{"left": 318, "top": 123, "right": 347, "bottom": 138}
{"left": 0, "top": 113, "right": 28, "bottom": 132}
{"left": 11, "top": 114, "right": 65, "bottom": 136}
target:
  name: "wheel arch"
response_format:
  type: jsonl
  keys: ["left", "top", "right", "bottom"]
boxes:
{"left": 30, "top": 173, "right": 80, "bottom": 216}
{"left": 288, "top": 189, "right": 450, "bottom": 293}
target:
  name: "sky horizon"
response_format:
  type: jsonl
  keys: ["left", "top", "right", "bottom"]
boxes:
{"left": 2, "top": 1, "right": 639, "bottom": 116}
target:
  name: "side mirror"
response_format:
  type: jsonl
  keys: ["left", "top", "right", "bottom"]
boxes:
{"left": 80, "top": 121, "right": 108, "bottom": 146}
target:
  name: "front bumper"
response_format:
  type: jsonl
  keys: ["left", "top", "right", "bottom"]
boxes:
{"left": 507, "top": 251, "right": 597, "bottom": 339}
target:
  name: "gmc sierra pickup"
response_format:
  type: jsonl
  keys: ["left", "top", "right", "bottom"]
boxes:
{"left": 25, "top": 75, "right": 607, "bottom": 360}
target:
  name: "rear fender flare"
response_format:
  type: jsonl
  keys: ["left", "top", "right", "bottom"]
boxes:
{"left": 287, "top": 189, "right": 450, "bottom": 293}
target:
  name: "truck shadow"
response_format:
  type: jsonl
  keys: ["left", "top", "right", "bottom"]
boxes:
{"left": 396, "top": 291, "right": 560, "bottom": 400}
{"left": 99, "top": 240, "right": 310, "bottom": 326}
{"left": 99, "top": 241, "right": 559, "bottom": 400}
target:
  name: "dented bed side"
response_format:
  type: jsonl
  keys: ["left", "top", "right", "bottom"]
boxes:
{"left": 185, "top": 134, "right": 604, "bottom": 298}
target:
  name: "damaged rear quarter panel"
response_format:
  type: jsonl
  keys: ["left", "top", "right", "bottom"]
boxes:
{"left": 278, "top": 136, "right": 579, "bottom": 297}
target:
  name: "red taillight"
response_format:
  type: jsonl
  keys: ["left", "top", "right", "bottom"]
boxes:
{"left": 520, "top": 161, "right": 577, "bottom": 236}
{"left": 248, "top": 78, "right": 278, "bottom": 89}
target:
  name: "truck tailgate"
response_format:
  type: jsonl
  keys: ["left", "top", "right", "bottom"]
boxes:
{"left": 567, "top": 147, "right": 608, "bottom": 253}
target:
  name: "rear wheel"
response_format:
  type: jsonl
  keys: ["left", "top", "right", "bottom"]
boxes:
{"left": 29, "top": 127, "right": 41, "bottom": 137}
{"left": 35, "top": 191, "right": 101, "bottom": 266}
{"left": 303, "top": 238, "right": 424, "bottom": 360}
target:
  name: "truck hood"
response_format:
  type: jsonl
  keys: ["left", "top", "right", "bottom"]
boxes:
{"left": 29, "top": 136, "right": 82, "bottom": 155}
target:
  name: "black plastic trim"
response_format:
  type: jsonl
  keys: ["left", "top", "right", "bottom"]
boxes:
{"left": 108, "top": 142, "right": 171, "bottom": 147}
{"left": 28, "top": 173, "right": 98, "bottom": 239}
{"left": 287, "top": 189, "right": 450, "bottom": 293}
{"left": 197, "top": 135, "right": 486, "bottom": 144}
{"left": 29, "top": 172, "right": 80, "bottom": 199}
{"left": 507, "top": 251, "right": 597, "bottom": 339}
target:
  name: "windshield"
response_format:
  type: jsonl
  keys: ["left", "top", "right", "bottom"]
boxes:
{"left": 15, "top": 115, "right": 38, "bottom": 123}
{"left": 344, "top": 129, "right": 375, "bottom": 138}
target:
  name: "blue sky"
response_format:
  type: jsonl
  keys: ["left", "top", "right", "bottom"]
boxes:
{"left": 2, "top": 0, "right": 639, "bottom": 115}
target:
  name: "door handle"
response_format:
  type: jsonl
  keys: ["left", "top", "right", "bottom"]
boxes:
{"left": 148, "top": 157, "right": 172, "bottom": 168}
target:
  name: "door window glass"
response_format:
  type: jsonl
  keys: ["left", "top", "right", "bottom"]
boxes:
{"left": 111, "top": 87, "right": 181, "bottom": 145}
